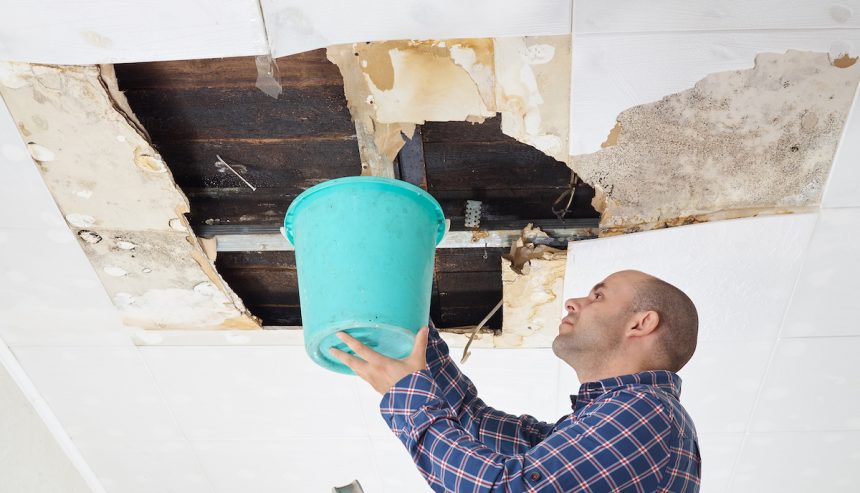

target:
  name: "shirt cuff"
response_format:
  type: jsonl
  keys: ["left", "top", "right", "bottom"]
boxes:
{"left": 379, "top": 368, "right": 446, "bottom": 437}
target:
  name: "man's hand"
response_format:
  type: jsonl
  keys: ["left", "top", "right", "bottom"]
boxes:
{"left": 329, "top": 327, "right": 430, "bottom": 395}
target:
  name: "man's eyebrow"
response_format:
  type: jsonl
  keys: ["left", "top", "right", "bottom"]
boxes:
{"left": 590, "top": 282, "right": 607, "bottom": 294}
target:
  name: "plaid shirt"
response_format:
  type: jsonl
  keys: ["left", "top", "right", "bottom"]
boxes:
{"left": 379, "top": 319, "right": 701, "bottom": 492}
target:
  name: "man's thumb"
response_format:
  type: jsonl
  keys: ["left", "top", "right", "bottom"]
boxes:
{"left": 410, "top": 326, "right": 429, "bottom": 359}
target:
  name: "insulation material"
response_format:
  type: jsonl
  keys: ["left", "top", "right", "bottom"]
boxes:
{"left": 569, "top": 50, "right": 860, "bottom": 234}
{"left": 328, "top": 36, "right": 571, "bottom": 167}
{"left": 0, "top": 62, "right": 259, "bottom": 330}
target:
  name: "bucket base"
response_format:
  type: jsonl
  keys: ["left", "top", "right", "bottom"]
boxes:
{"left": 306, "top": 320, "right": 416, "bottom": 375}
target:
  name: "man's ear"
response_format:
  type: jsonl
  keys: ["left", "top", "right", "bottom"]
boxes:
{"left": 629, "top": 310, "right": 660, "bottom": 337}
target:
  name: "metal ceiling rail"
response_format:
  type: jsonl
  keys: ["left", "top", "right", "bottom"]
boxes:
{"left": 199, "top": 219, "right": 600, "bottom": 252}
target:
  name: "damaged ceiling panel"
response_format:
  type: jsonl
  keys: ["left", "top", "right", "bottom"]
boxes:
{"left": 111, "top": 48, "right": 594, "bottom": 330}
{"left": 571, "top": 50, "right": 860, "bottom": 233}
{"left": 327, "top": 35, "right": 571, "bottom": 173}
{"left": 0, "top": 63, "right": 258, "bottom": 329}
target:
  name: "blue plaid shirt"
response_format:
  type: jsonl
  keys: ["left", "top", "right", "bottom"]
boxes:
{"left": 380, "top": 319, "right": 701, "bottom": 492}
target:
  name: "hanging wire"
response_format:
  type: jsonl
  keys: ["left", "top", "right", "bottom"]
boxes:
{"left": 551, "top": 171, "right": 579, "bottom": 221}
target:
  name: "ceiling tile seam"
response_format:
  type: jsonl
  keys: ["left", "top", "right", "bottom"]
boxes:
{"left": 0, "top": 336, "right": 107, "bottom": 493}
{"left": 132, "top": 345, "right": 220, "bottom": 492}
{"left": 821, "top": 77, "right": 860, "bottom": 209}
{"left": 573, "top": 27, "right": 860, "bottom": 37}
{"left": 723, "top": 211, "right": 822, "bottom": 491}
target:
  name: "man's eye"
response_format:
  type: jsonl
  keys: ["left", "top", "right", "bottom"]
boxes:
{"left": 593, "top": 293, "right": 601, "bottom": 300}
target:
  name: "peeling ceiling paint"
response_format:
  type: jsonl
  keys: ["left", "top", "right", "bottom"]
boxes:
{"left": 0, "top": 62, "right": 259, "bottom": 329}
{"left": 570, "top": 50, "right": 860, "bottom": 234}
{"left": 327, "top": 35, "right": 571, "bottom": 170}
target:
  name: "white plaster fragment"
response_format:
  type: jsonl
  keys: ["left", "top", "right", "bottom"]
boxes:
{"left": 26, "top": 143, "right": 56, "bottom": 162}
{"left": 103, "top": 266, "right": 128, "bottom": 277}
{"left": 115, "top": 240, "right": 136, "bottom": 250}
{"left": 75, "top": 190, "right": 93, "bottom": 199}
{"left": 65, "top": 213, "right": 95, "bottom": 228}
{"left": 168, "top": 218, "right": 186, "bottom": 231}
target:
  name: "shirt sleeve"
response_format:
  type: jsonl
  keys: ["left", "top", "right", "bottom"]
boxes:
{"left": 422, "top": 318, "right": 556, "bottom": 455}
{"left": 380, "top": 370, "right": 673, "bottom": 493}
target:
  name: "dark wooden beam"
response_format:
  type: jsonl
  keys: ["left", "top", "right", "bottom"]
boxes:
{"left": 397, "top": 126, "right": 428, "bottom": 190}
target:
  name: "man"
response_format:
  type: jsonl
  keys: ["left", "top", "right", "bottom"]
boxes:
{"left": 331, "top": 269, "right": 701, "bottom": 492}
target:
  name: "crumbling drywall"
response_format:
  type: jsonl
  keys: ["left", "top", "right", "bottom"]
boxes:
{"left": 327, "top": 35, "right": 571, "bottom": 173}
{"left": 0, "top": 62, "right": 259, "bottom": 329}
{"left": 571, "top": 50, "right": 860, "bottom": 234}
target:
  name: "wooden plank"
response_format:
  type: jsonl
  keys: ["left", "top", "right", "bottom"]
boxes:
{"left": 435, "top": 248, "right": 508, "bottom": 273}
{"left": 114, "top": 49, "right": 343, "bottom": 90}
{"left": 156, "top": 138, "right": 360, "bottom": 191}
{"left": 182, "top": 185, "right": 598, "bottom": 227}
{"left": 438, "top": 305, "right": 504, "bottom": 329}
{"left": 215, "top": 268, "right": 300, "bottom": 305}
{"left": 248, "top": 304, "right": 303, "bottom": 326}
{"left": 421, "top": 117, "right": 511, "bottom": 143}
{"left": 424, "top": 141, "right": 572, "bottom": 191}
{"left": 122, "top": 86, "right": 355, "bottom": 141}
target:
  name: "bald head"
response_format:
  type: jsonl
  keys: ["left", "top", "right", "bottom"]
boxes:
{"left": 627, "top": 272, "right": 699, "bottom": 372}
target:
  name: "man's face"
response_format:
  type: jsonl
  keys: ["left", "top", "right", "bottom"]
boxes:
{"left": 552, "top": 271, "right": 643, "bottom": 366}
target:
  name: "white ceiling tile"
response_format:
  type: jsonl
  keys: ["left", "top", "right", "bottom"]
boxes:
{"left": 0, "top": 312, "right": 132, "bottom": 347}
{"left": 0, "top": 101, "right": 66, "bottom": 229}
{"left": 574, "top": 0, "right": 860, "bottom": 33}
{"left": 564, "top": 213, "right": 818, "bottom": 341}
{"left": 822, "top": 83, "right": 860, "bottom": 208}
{"left": 370, "top": 436, "right": 434, "bottom": 493}
{"left": 570, "top": 30, "right": 860, "bottom": 154}
{"left": 781, "top": 208, "right": 860, "bottom": 337}
{"left": 730, "top": 431, "right": 860, "bottom": 492}
{"left": 751, "top": 337, "right": 860, "bottom": 432}
{"left": 0, "top": 226, "right": 112, "bottom": 308}
{"left": 679, "top": 340, "right": 772, "bottom": 433}
{"left": 696, "top": 432, "right": 744, "bottom": 493}
{"left": 261, "top": 0, "right": 572, "bottom": 57}
{"left": 73, "top": 440, "right": 211, "bottom": 493}
{"left": 192, "top": 438, "right": 382, "bottom": 493}
{"left": 556, "top": 362, "right": 582, "bottom": 417}
{"left": 11, "top": 346, "right": 183, "bottom": 441}
{"left": 139, "top": 346, "right": 367, "bottom": 440}
{"left": 0, "top": 1, "right": 268, "bottom": 64}
{"left": 451, "top": 347, "right": 561, "bottom": 424}
{"left": 355, "top": 378, "right": 400, "bottom": 439}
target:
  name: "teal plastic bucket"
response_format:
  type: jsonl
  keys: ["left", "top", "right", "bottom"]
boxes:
{"left": 283, "top": 176, "right": 446, "bottom": 374}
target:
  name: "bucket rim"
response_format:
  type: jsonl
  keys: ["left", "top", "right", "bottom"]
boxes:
{"left": 283, "top": 176, "right": 446, "bottom": 245}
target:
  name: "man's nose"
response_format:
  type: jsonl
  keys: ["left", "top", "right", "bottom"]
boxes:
{"left": 565, "top": 298, "right": 582, "bottom": 313}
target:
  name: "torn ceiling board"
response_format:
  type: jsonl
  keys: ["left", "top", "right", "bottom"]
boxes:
{"left": 574, "top": 0, "right": 860, "bottom": 33}
{"left": 0, "top": 1, "right": 268, "bottom": 64}
{"left": 261, "top": 0, "right": 572, "bottom": 57}
{"left": 328, "top": 36, "right": 571, "bottom": 167}
{"left": 571, "top": 50, "right": 860, "bottom": 234}
{"left": 0, "top": 62, "right": 259, "bottom": 330}
{"left": 570, "top": 30, "right": 860, "bottom": 154}
{"left": 499, "top": 253, "right": 566, "bottom": 348}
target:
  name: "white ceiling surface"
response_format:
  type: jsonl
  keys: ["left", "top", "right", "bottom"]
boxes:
{"left": 0, "top": 2, "right": 858, "bottom": 492}
{"left": 570, "top": 0, "right": 860, "bottom": 153}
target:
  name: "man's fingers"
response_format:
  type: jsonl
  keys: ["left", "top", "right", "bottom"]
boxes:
{"left": 335, "top": 331, "right": 385, "bottom": 364}
{"left": 329, "top": 346, "right": 369, "bottom": 373}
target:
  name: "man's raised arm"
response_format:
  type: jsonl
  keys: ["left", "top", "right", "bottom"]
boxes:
{"left": 415, "top": 317, "right": 557, "bottom": 455}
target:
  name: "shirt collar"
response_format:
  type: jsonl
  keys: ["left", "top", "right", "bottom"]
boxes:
{"left": 569, "top": 370, "right": 682, "bottom": 413}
